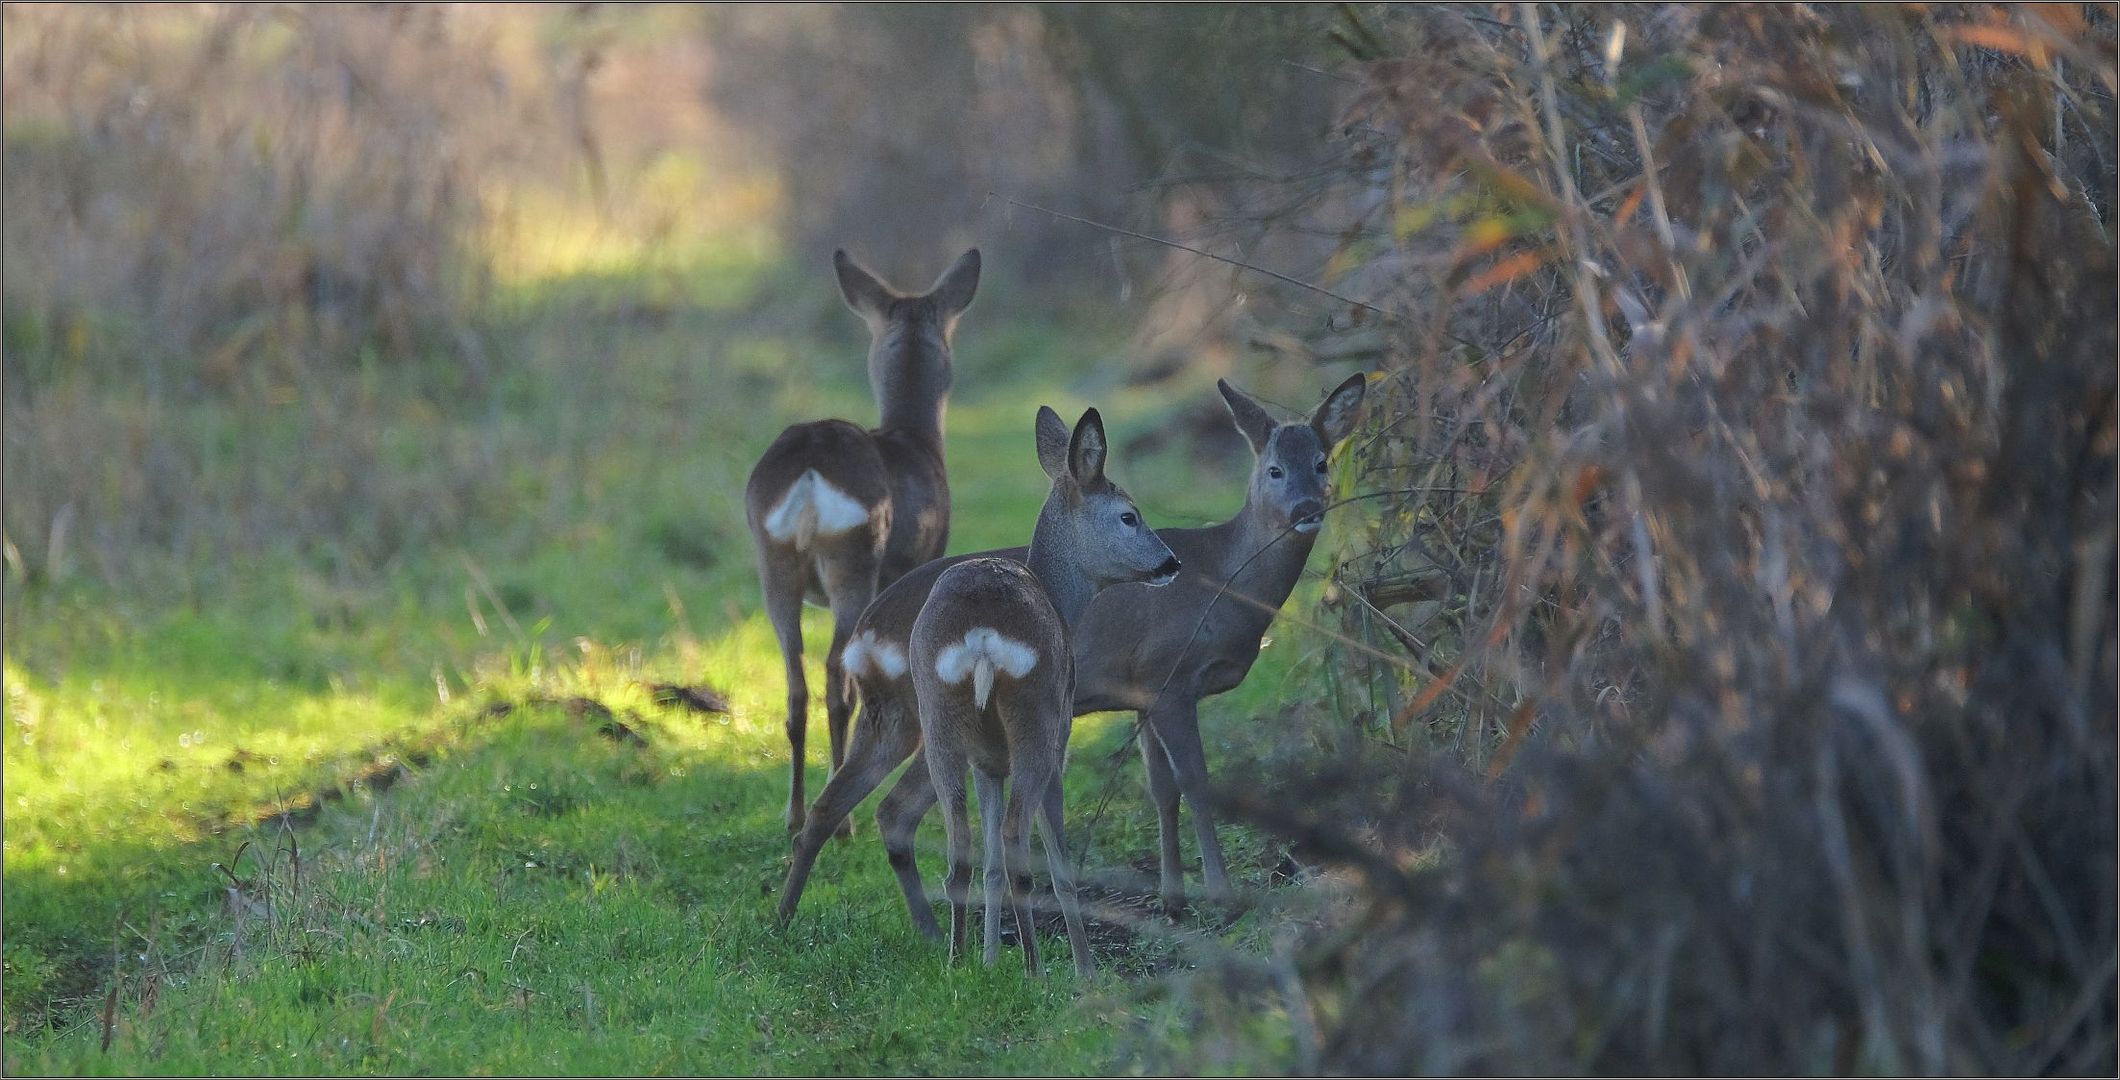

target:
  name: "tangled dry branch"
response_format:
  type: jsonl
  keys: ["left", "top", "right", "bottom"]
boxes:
{"left": 1168, "top": 5, "right": 2117, "bottom": 1074}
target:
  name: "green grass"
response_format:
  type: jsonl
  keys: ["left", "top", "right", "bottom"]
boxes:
{"left": 3, "top": 689, "right": 1137, "bottom": 1073}
{"left": 1, "top": 258, "right": 1331, "bottom": 1071}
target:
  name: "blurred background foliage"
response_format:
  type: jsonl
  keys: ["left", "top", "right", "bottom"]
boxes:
{"left": 0, "top": 2, "right": 1351, "bottom": 591}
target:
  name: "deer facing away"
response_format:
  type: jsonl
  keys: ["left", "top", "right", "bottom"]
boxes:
{"left": 743, "top": 248, "right": 980, "bottom": 835}
{"left": 780, "top": 374, "right": 1368, "bottom": 935}
{"left": 910, "top": 405, "right": 1179, "bottom": 975}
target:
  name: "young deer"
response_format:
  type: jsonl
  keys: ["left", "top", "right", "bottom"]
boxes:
{"left": 744, "top": 247, "right": 980, "bottom": 835}
{"left": 910, "top": 406, "right": 1179, "bottom": 976}
{"left": 778, "top": 374, "right": 1367, "bottom": 934}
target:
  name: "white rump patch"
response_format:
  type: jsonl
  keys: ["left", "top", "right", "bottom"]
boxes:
{"left": 762, "top": 470, "right": 875, "bottom": 548}
{"left": 841, "top": 630, "right": 907, "bottom": 681}
{"left": 934, "top": 628, "right": 1040, "bottom": 683}
{"left": 934, "top": 628, "right": 1039, "bottom": 709}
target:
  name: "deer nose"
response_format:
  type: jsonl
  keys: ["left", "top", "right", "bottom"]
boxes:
{"left": 1147, "top": 556, "right": 1181, "bottom": 587}
{"left": 1291, "top": 500, "right": 1325, "bottom": 533}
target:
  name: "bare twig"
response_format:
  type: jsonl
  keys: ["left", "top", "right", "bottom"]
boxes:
{"left": 992, "top": 194, "right": 1401, "bottom": 321}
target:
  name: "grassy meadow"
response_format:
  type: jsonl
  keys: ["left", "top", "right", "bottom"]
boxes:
{"left": 14, "top": 5, "right": 2109, "bottom": 1073}
{"left": 1, "top": 170, "right": 1341, "bottom": 1073}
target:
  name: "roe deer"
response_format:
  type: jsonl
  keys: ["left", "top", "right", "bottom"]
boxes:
{"left": 744, "top": 247, "right": 980, "bottom": 834}
{"left": 779, "top": 374, "right": 1368, "bottom": 933}
{"left": 910, "top": 406, "right": 1179, "bottom": 976}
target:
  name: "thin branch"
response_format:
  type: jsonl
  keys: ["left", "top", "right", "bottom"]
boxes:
{"left": 1278, "top": 57, "right": 1360, "bottom": 86}
{"left": 992, "top": 193, "right": 1401, "bottom": 321}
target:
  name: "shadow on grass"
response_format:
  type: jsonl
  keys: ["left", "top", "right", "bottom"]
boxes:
{"left": 5, "top": 686, "right": 1166, "bottom": 1074}
{"left": 3, "top": 688, "right": 1227, "bottom": 1065}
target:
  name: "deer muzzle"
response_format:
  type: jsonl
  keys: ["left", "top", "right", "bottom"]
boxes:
{"left": 1291, "top": 500, "right": 1325, "bottom": 534}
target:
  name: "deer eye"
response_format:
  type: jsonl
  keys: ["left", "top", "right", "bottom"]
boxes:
{"left": 1267, "top": 466, "right": 1285, "bottom": 480}
{"left": 1120, "top": 511, "right": 1139, "bottom": 528}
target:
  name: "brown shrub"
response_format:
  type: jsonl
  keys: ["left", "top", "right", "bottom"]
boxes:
{"left": 1168, "top": 4, "right": 2117, "bottom": 1073}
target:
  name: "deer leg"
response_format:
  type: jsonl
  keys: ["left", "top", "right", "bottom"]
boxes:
{"left": 877, "top": 748, "right": 944, "bottom": 942}
{"left": 778, "top": 696, "right": 919, "bottom": 925}
{"left": 1001, "top": 779, "right": 1042, "bottom": 977}
{"left": 1036, "top": 773, "right": 1095, "bottom": 979}
{"left": 923, "top": 737, "right": 973, "bottom": 966}
{"left": 974, "top": 769, "right": 1006, "bottom": 967}
{"left": 1138, "top": 719, "right": 1187, "bottom": 916}
{"left": 759, "top": 552, "right": 811, "bottom": 836}
{"left": 822, "top": 612, "right": 859, "bottom": 778}
{"left": 816, "top": 543, "right": 880, "bottom": 840}
{"left": 1150, "top": 699, "right": 1233, "bottom": 903}
{"left": 1007, "top": 790, "right": 1041, "bottom": 939}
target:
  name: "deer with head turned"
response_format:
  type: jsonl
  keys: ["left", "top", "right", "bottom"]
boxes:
{"left": 910, "top": 405, "right": 1179, "bottom": 976}
{"left": 779, "top": 374, "right": 1368, "bottom": 934}
{"left": 744, "top": 247, "right": 980, "bottom": 835}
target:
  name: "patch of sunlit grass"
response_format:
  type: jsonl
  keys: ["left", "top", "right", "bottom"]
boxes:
{"left": 4, "top": 676, "right": 408, "bottom": 852}
{"left": 480, "top": 155, "right": 782, "bottom": 311}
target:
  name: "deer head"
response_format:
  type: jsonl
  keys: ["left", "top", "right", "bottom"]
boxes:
{"left": 834, "top": 247, "right": 982, "bottom": 434}
{"left": 1032, "top": 406, "right": 1181, "bottom": 591}
{"left": 1217, "top": 373, "right": 1369, "bottom": 536}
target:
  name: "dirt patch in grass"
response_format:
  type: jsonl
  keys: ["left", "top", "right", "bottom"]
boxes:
{"left": 644, "top": 682, "right": 731, "bottom": 716}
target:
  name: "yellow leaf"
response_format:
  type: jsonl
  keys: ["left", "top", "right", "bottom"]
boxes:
{"left": 1394, "top": 203, "right": 1440, "bottom": 242}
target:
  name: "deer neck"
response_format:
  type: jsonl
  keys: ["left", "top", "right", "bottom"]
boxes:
{"left": 871, "top": 331, "right": 950, "bottom": 446}
{"left": 1025, "top": 502, "right": 1097, "bottom": 631}
{"left": 877, "top": 390, "right": 947, "bottom": 447}
{"left": 1215, "top": 494, "right": 1321, "bottom": 601}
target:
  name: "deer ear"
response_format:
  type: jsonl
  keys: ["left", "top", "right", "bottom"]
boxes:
{"left": 1035, "top": 406, "right": 1071, "bottom": 481}
{"left": 1311, "top": 373, "right": 1369, "bottom": 447}
{"left": 1068, "top": 408, "right": 1107, "bottom": 486}
{"left": 926, "top": 248, "right": 981, "bottom": 317}
{"left": 834, "top": 249, "right": 893, "bottom": 321}
{"left": 1217, "top": 379, "right": 1277, "bottom": 456}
